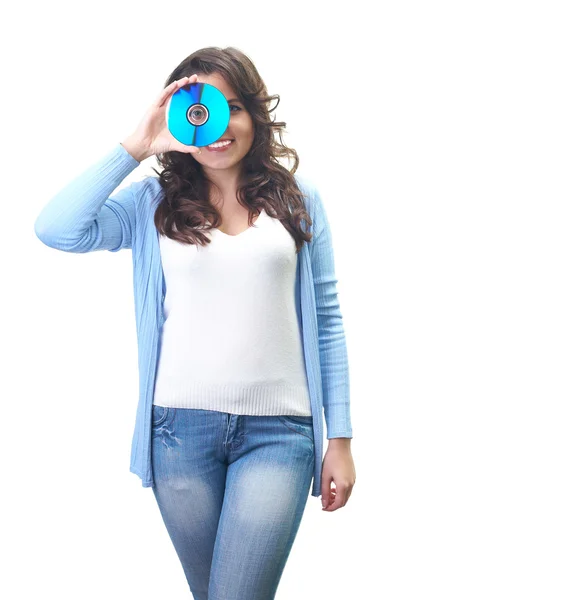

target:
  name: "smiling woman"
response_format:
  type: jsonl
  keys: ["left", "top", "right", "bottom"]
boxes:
{"left": 152, "top": 47, "right": 313, "bottom": 253}
{"left": 33, "top": 44, "right": 354, "bottom": 600}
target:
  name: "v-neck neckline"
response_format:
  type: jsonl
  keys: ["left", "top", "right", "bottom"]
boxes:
{"left": 214, "top": 209, "right": 264, "bottom": 238}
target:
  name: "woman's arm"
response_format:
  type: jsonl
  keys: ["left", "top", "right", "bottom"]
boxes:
{"left": 34, "top": 143, "right": 142, "bottom": 253}
{"left": 309, "top": 184, "right": 353, "bottom": 440}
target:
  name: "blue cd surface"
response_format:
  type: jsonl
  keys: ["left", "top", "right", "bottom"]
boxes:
{"left": 166, "top": 82, "right": 230, "bottom": 147}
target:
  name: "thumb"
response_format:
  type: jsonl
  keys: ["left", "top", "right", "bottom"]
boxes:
{"left": 173, "top": 141, "right": 201, "bottom": 155}
{"left": 184, "top": 144, "right": 201, "bottom": 155}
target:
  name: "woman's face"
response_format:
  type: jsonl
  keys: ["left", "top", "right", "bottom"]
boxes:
{"left": 189, "top": 73, "right": 254, "bottom": 171}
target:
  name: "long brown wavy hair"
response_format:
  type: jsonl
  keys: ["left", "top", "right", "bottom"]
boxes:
{"left": 151, "top": 46, "right": 313, "bottom": 253}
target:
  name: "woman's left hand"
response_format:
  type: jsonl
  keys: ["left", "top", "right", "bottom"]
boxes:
{"left": 320, "top": 438, "right": 356, "bottom": 511}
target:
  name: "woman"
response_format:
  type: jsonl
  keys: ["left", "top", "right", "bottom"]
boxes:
{"left": 35, "top": 46, "right": 355, "bottom": 600}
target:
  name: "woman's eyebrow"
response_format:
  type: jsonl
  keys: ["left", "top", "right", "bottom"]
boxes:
{"left": 227, "top": 98, "right": 241, "bottom": 103}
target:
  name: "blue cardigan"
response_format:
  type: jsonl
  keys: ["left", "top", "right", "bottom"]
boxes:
{"left": 34, "top": 142, "right": 352, "bottom": 498}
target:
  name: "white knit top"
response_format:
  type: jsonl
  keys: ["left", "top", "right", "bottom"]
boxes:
{"left": 152, "top": 208, "right": 312, "bottom": 416}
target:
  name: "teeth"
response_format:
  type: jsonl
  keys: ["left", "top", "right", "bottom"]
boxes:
{"left": 208, "top": 140, "right": 233, "bottom": 148}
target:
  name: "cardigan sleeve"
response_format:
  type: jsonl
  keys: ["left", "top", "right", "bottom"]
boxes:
{"left": 310, "top": 185, "right": 353, "bottom": 439}
{"left": 34, "top": 143, "right": 141, "bottom": 253}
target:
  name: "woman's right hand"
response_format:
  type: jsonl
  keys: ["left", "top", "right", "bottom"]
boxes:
{"left": 122, "top": 74, "right": 202, "bottom": 162}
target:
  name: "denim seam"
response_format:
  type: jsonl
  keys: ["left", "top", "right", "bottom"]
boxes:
{"left": 276, "top": 416, "right": 315, "bottom": 442}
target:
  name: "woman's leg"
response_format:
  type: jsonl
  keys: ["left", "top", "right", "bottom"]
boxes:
{"left": 151, "top": 406, "right": 229, "bottom": 600}
{"left": 208, "top": 414, "right": 315, "bottom": 600}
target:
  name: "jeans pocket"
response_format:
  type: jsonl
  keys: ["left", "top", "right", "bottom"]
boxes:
{"left": 152, "top": 405, "right": 169, "bottom": 427}
{"left": 277, "top": 415, "right": 314, "bottom": 441}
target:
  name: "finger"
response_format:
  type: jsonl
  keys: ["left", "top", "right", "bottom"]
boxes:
{"left": 156, "top": 75, "right": 196, "bottom": 109}
{"left": 172, "top": 142, "right": 201, "bottom": 155}
{"left": 325, "top": 486, "right": 347, "bottom": 511}
{"left": 321, "top": 488, "right": 336, "bottom": 511}
{"left": 321, "top": 473, "right": 333, "bottom": 509}
{"left": 154, "top": 78, "right": 182, "bottom": 108}
{"left": 180, "top": 140, "right": 201, "bottom": 154}
{"left": 324, "top": 491, "right": 336, "bottom": 509}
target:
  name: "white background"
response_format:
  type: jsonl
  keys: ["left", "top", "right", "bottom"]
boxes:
{"left": 2, "top": 0, "right": 582, "bottom": 598}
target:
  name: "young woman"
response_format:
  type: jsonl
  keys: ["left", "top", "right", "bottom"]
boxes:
{"left": 35, "top": 46, "right": 355, "bottom": 600}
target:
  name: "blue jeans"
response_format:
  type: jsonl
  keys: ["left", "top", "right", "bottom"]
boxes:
{"left": 151, "top": 406, "right": 315, "bottom": 600}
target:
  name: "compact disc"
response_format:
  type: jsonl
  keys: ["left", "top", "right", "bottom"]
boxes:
{"left": 166, "top": 82, "right": 230, "bottom": 147}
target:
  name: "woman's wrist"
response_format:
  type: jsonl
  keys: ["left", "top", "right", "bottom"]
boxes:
{"left": 328, "top": 437, "right": 351, "bottom": 447}
{"left": 121, "top": 136, "right": 151, "bottom": 163}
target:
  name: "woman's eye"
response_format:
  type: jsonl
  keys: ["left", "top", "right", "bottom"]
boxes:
{"left": 230, "top": 105, "right": 241, "bottom": 112}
